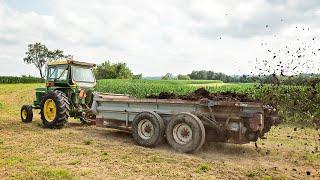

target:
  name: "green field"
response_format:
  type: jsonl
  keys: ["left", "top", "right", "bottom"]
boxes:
{"left": 96, "top": 79, "right": 254, "bottom": 97}
{"left": 0, "top": 83, "right": 319, "bottom": 179}
{"left": 0, "top": 76, "right": 44, "bottom": 84}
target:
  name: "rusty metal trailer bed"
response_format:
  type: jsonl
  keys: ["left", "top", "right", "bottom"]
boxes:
{"left": 91, "top": 93, "right": 279, "bottom": 153}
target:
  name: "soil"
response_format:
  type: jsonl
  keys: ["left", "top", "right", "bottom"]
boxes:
{"left": 147, "top": 92, "right": 178, "bottom": 99}
{"left": 147, "top": 88, "right": 254, "bottom": 102}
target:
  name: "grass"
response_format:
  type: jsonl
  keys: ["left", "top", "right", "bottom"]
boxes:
{"left": 100, "top": 152, "right": 109, "bottom": 162}
{"left": 69, "top": 159, "right": 81, "bottom": 165}
{"left": 83, "top": 138, "right": 93, "bottom": 145}
{"left": 196, "top": 163, "right": 210, "bottom": 173}
{"left": 21, "top": 167, "right": 73, "bottom": 180}
{"left": 246, "top": 170, "right": 260, "bottom": 178}
{"left": 0, "top": 83, "right": 319, "bottom": 179}
{"left": 0, "top": 76, "right": 44, "bottom": 84}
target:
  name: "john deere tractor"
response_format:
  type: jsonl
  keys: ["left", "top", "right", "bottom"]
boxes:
{"left": 20, "top": 60, "right": 97, "bottom": 128}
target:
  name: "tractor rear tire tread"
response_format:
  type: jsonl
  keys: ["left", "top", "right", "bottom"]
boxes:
{"left": 40, "top": 91, "right": 70, "bottom": 129}
{"left": 54, "top": 90, "right": 70, "bottom": 116}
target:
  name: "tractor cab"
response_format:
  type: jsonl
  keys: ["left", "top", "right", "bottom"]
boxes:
{"left": 46, "top": 60, "right": 96, "bottom": 88}
{"left": 21, "top": 60, "right": 97, "bottom": 129}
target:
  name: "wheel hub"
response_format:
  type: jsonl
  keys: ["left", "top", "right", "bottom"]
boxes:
{"left": 22, "top": 109, "right": 27, "bottom": 119}
{"left": 43, "top": 99, "right": 56, "bottom": 122}
{"left": 173, "top": 123, "right": 193, "bottom": 145}
{"left": 137, "top": 119, "right": 154, "bottom": 140}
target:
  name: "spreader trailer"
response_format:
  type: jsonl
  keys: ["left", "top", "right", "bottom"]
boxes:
{"left": 91, "top": 93, "right": 280, "bottom": 153}
{"left": 20, "top": 59, "right": 280, "bottom": 153}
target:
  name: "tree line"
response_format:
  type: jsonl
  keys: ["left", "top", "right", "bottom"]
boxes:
{"left": 161, "top": 71, "right": 248, "bottom": 82}
{"left": 187, "top": 70, "right": 320, "bottom": 85}
{"left": 0, "top": 75, "right": 45, "bottom": 84}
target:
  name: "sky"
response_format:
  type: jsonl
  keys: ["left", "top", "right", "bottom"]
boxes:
{"left": 0, "top": 0, "right": 319, "bottom": 77}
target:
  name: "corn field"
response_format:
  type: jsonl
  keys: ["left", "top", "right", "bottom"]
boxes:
{"left": 96, "top": 79, "right": 252, "bottom": 97}
{"left": 0, "top": 76, "right": 44, "bottom": 84}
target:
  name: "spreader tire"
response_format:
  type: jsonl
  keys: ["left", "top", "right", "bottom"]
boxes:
{"left": 166, "top": 112, "right": 205, "bottom": 153}
{"left": 40, "top": 91, "right": 70, "bottom": 129}
{"left": 21, "top": 105, "right": 33, "bottom": 123}
{"left": 132, "top": 111, "right": 165, "bottom": 147}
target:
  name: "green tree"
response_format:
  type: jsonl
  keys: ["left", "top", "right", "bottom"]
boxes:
{"left": 114, "top": 63, "right": 133, "bottom": 79}
{"left": 177, "top": 74, "right": 191, "bottom": 80}
{"left": 94, "top": 61, "right": 133, "bottom": 79}
{"left": 48, "top": 49, "right": 71, "bottom": 61}
{"left": 162, "top": 73, "right": 174, "bottom": 80}
{"left": 94, "top": 61, "right": 112, "bottom": 79}
{"left": 133, "top": 74, "right": 143, "bottom": 79}
{"left": 23, "top": 42, "right": 69, "bottom": 78}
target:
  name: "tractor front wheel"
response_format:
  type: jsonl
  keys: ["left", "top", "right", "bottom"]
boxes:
{"left": 21, "top": 105, "right": 33, "bottom": 123}
{"left": 40, "top": 91, "right": 70, "bottom": 129}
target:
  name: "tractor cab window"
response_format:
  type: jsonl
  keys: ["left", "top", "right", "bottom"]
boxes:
{"left": 47, "top": 65, "right": 68, "bottom": 81}
{"left": 72, "top": 66, "right": 95, "bottom": 83}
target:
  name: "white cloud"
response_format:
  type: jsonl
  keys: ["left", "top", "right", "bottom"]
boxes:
{"left": 0, "top": 0, "right": 319, "bottom": 77}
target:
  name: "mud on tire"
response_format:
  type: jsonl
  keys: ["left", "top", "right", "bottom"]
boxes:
{"left": 132, "top": 111, "right": 165, "bottom": 147}
{"left": 40, "top": 90, "right": 70, "bottom": 129}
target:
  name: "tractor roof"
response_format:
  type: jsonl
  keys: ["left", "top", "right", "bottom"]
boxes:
{"left": 48, "top": 60, "right": 96, "bottom": 67}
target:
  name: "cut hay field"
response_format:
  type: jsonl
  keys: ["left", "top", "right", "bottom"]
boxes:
{"left": 0, "top": 83, "right": 319, "bottom": 179}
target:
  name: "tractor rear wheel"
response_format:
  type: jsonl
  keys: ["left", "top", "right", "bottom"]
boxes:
{"left": 40, "top": 91, "right": 70, "bottom": 129}
{"left": 21, "top": 105, "right": 33, "bottom": 123}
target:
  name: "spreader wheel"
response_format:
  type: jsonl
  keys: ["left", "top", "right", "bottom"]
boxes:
{"left": 132, "top": 111, "right": 165, "bottom": 147}
{"left": 166, "top": 112, "right": 205, "bottom": 153}
{"left": 21, "top": 105, "right": 33, "bottom": 123}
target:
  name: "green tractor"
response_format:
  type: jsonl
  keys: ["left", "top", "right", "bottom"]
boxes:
{"left": 20, "top": 60, "right": 97, "bottom": 128}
